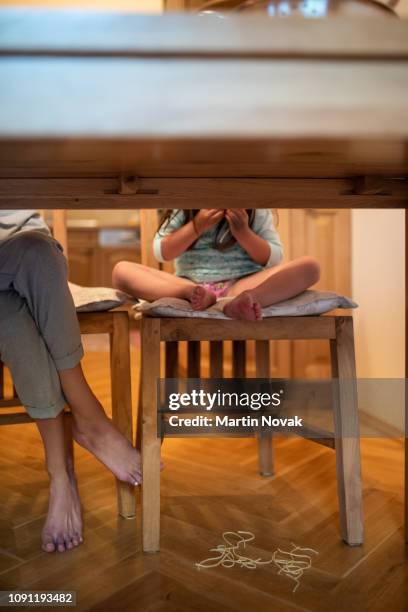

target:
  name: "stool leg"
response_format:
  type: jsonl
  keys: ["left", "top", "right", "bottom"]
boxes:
{"left": 255, "top": 340, "right": 274, "bottom": 477}
{"left": 405, "top": 209, "right": 408, "bottom": 543}
{"left": 136, "top": 340, "right": 177, "bottom": 451}
{"left": 166, "top": 342, "right": 179, "bottom": 378}
{"left": 0, "top": 360, "right": 4, "bottom": 399}
{"left": 141, "top": 317, "right": 161, "bottom": 553}
{"left": 330, "top": 317, "right": 364, "bottom": 545}
{"left": 232, "top": 340, "right": 246, "bottom": 377}
{"left": 187, "top": 341, "right": 200, "bottom": 378}
{"left": 209, "top": 341, "right": 223, "bottom": 378}
{"left": 110, "top": 312, "right": 135, "bottom": 519}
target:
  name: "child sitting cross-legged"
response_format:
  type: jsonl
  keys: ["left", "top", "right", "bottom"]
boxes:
{"left": 113, "top": 208, "right": 320, "bottom": 320}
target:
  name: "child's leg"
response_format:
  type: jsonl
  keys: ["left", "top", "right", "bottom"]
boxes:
{"left": 224, "top": 256, "right": 320, "bottom": 320}
{"left": 36, "top": 412, "right": 83, "bottom": 553}
{"left": 113, "top": 261, "right": 216, "bottom": 310}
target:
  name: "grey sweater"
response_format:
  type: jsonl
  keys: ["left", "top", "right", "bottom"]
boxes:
{"left": 0, "top": 210, "right": 50, "bottom": 242}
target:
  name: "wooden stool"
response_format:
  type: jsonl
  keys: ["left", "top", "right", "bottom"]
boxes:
{"left": 140, "top": 314, "right": 363, "bottom": 552}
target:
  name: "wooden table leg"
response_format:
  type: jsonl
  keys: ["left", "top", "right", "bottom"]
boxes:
{"left": 141, "top": 317, "right": 161, "bottom": 553}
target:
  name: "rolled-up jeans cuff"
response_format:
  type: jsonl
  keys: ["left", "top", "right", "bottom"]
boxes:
{"left": 25, "top": 396, "right": 66, "bottom": 420}
{"left": 54, "top": 343, "right": 84, "bottom": 371}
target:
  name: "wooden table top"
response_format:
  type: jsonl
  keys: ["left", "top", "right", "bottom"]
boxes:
{"left": 0, "top": 9, "right": 408, "bottom": 186}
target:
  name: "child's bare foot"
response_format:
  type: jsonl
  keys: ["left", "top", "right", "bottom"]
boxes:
{"left": 188, "top": 285, "right": 216, "bottom": 311}
{"left": 223, "top": 291, "right": 263, "bottom": 321}
{"left": 72, "top": 414, "right": 142, "bottom": 486}
{"left": 42, "top": 473, "right": 83, "bottom": 553}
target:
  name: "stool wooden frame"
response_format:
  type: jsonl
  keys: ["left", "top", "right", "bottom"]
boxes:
{"left": 140, "top": 313, "right": 363, "bottom": 552}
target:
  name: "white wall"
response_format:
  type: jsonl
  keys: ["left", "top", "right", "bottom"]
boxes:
{"left": 352, "top": 209, "right": 405, "bottom": 431}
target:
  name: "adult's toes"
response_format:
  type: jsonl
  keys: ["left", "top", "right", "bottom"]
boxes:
{"left": 42, "top": 539, "right": 55, "bottom": 553}
{"left": 65, "top": 537, "right": 74, "bottom": 550}
{"left": 130, "top": 473, "right": 141, "bottom": 486}
{"left": 126, "top": 470, "right": 139, "bottom": 486}
{"left": 56, "top": 537, "right": 66, "bottom": 553}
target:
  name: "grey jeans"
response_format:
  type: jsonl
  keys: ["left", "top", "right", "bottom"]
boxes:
{"left": 0, "top": 231, "right": 84, "bottom": 418}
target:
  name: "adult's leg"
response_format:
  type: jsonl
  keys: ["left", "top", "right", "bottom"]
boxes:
{"left": 1, "top": 290, "right": 141, "bottom": 540}
{"left": 112, "top": 261, "right": 215, "bottom": 310}
{"left": 0, "top": 235, "right": 143, "bottom": 484}
{"left": 0, "top": 291, "right": 82, "bottom": 553}
{"left": 0, "top": 231, "right": 83, "bottom": 369}
{"left": 36, "top": 413, "right": 83, "bottom": 553}
{"left": 224, "top": 256, "right": 321, "bottom": 320}
{"left": 59, "top": 364, "right": 142, "bottom": 486}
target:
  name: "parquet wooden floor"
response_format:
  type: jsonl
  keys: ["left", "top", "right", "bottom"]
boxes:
{"left": 0, "top": 341, "right": 406, "bottom": 612}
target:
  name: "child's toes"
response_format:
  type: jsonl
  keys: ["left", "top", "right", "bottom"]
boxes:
{"left": 191, "top": 287, "right": 202, "bottom": 310}
{"left": 254, "top": 302, "right": 263, "bottom": 320}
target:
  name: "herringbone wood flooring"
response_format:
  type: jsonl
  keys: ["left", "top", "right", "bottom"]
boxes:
{"left": 0, "top": 340, "right": 406, "bottom": 612}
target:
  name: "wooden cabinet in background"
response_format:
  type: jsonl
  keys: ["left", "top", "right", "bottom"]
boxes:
{"left": 67, "top": 229, "right": 99, "bottom": 287}
{"left": 67, "top": 227, "right": 141, "bottom": 288}
{"left": 290, "top": 209, "right": 351, "bottom": 378}
{"left": 239, "top": 208, "right": 351, "bottom": 378}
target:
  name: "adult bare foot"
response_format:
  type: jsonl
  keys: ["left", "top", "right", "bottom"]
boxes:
{"left": 59, "top": 365, "right": 145, "bottom": 486}
{"left": 42, "top": 473, "right": 83, "bottom": 553}
{"left": 188, "top": 285, "right": 216, "bottom": 311}
{"left": 72, "top": 413, "right": 142, "bottom": 487}
{"left": 223, "top": 291, "right": 263, "bottom": 321}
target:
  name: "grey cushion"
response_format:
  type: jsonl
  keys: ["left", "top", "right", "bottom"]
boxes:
{"left": 134, "top": 289, "right": 357, "bottom": 319}
{"left": 69, "top": 282, "right": 130, "bottom": 312}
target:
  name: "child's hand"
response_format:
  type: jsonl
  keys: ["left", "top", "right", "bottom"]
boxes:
{"left": 226, "top": 209, "right": 250, "bottom": 238}
{"left": 194, "top": 209, "right": 225, "bottom": 235}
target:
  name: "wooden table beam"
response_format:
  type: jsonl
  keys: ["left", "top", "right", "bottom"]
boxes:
{"left": 1, "top": 177, "right": 407, "bottom": 208}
